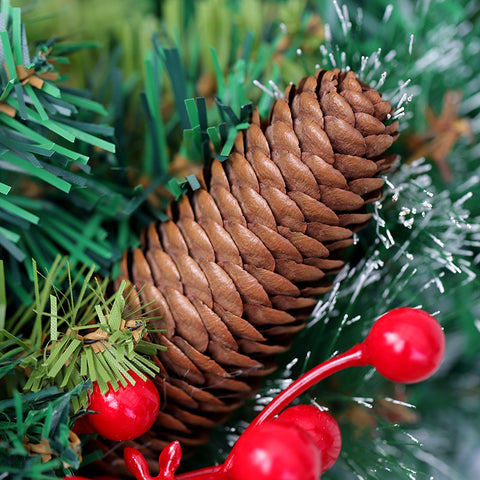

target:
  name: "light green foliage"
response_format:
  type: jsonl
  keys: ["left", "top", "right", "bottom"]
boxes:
{"left": 2, "top": 257, "right": 164, "bottom": 411}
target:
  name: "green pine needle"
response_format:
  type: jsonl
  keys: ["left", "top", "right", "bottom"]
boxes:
{"left": 1, "top": 3, "right": 118, "bottom": 289}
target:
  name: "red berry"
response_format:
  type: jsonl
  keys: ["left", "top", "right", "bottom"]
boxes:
{"left": 228, "top": 421, "right": 322, "bottom": 480}
{"left": 276, "top": 405, "right": 341, "bottom": 472}
{"left": 88, "top": 371, "right": 160, "bottom": 441}
{"left": 364, "top": 308, "right": 445, "bottom": 384}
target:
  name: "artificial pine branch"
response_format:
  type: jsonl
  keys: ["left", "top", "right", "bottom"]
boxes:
{"left": 2, "top": 257, "right": 165, "bottom": 414}
{"left": 0, "top": 1, "right": 129, "bottom": 301}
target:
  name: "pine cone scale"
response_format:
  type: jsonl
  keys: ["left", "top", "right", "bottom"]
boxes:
{"left": 177, "top": 219, "right": 216, "bottom": 261}
{"left": 162, "top": 288, "right": 209, "bottom": 352}
{"left": 191, "top": 297, "right": 239, "bottom": 349}
{"left": 334, "top": 154, "right": 378, "bottom": 178}
{"left": 289, "top": 190, "right": 339, "bottom": 224}
{"left": 226, "top": 152, "right": 260, "bottom": 190}
{"left": 295, "top": 119, "right": 336, "bottom": 162}
{"left": 321, "top": 90, "right": 356, "bottom": 124}
{"left": 277, "top": 226, "right": 330, "bottom": 258}
{"left": 248, "top": 149, "right": 287, "bottom": 189}
{"left": 261, "top": 184, "right": 307, "bottom": 232}
{"left": 248, "top": 223, "right": 304, "bottom": 262}
{"left": 157, "top": 335, "right": 206, "bottom": 385}
{"left": 224, "top": 220, "right": 276, "bottom": 270}
{"left": 199, "top": 220, "right": 243, "bottom": 265}
{"left": 192, "top": 189, "right": 224, "bottom": 223}
{"left": 213, "top": 303, "right": 265, "bottom": 341}
{"left": 302, "top": 153, "right": 348, "bottom": 187}
{"left": 220, "top": 260, "right": 272, "bottom": 307}
{"left": 306, "top": 223, "right": 354, "bottom": 242}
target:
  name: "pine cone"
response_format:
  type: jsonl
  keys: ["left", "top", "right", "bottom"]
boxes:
{"left": 96, "top": 68, "right": 399, "bottom": 476}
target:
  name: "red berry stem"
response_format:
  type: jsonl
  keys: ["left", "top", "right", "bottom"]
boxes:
{"left": 174, "top": 345, "right": 366, "bottom": 480}
{"left": 126, "top": 442, "right": 185, "bottom": 480}
{"left": 125, "top": 441, "right": 225, "bottom": 480}
{"left": 252, "top": 345, "right": 366, "bottom": 428}
{"left": 124, "top": 448, "right": 155, "bottom": 480}
{"left": 221, "top": 343, "right": 366, "bottom": 471}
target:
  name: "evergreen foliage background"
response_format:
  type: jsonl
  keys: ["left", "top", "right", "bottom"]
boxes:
{"left": 1, "top": 0, "right": 479, "bottom": 479}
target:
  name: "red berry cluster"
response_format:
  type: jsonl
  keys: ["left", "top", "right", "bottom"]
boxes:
{"left": 72, "top": 308, "right": 445, "bottom": 480}
{"left": 123, "top": 406, "right": 341, "bottom": 480}
{"left": 227, "top": 406, "right": 341, "bottom": 480}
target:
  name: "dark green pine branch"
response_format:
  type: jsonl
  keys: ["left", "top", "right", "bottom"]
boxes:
{"left": 0, "top": 332, "right": 87, "bottom": 479}
{"left": 0, "top": 1, "right": 123, "bottom": 301}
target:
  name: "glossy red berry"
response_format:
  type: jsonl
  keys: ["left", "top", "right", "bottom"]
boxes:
{"left": 364, "top": 308, "right": 445, "bottom": 384}
{"left": 87, "top": 371, "right": 160, "bottom": 441}
{"left": 228, "top": 421, "right": 322, "bottom": 480}
{"left": 276, "top": 405, "right": 341, "bottom": 472}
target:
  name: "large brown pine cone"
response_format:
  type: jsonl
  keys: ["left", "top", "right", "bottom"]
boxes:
{"left": 93, "top": 68, "right": 399, "bottom": 475}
